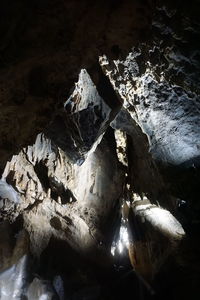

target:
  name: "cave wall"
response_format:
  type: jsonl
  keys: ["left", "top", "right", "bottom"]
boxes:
{"left": 0, "top": 0, "right": 153, "bottom": 171}
{"left": 0, "top": 0, "right": 200, "bottom": 299}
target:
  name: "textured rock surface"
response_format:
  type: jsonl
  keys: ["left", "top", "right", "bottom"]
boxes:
{"left": 1, "top": 132, "right": 124, "bottom": 259}
{"left": 46, "top": 69, "right": 121, "bottom": 164}
{"left": 0, "top": 1, "right": 200, "bottom": 299}
{"left": 111, "top": 108, "right": 173, "bottom": 209}
{"left": 100, "top": 3, "right": 200, "bottom": 167}
{"left": 0, "top": 223, "right": 61, "bottom": 299}
{"left": 0, "top": 0, "right": 153, "bottom": 171}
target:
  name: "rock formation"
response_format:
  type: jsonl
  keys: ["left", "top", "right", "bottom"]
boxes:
{"left": 0, "top": 0, "right": 200, "bottom": 299}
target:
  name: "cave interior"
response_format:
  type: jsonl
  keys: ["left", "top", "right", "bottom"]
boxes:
{"left": 0, "top": 0, "right": 200, "bottom": 299}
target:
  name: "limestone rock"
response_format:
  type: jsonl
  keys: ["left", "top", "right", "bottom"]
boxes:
{"left": 100, "top": 4, "right": 200, "bottom": 167}
{"left": 111, "top": 108, "right": 170, "bottom": 206}
{"left": 26, "top": 278, "right": 56, "bottom": 300}
{"left": 0, "top": 255, "right": 28, "bottom": 300}
{"left": 1, "top": 132, "right": 124, "bottom": 259}
{"left": 0, "top": 0, "right": 153, "bottom": 171}
{"left": 0, "top": 1, "right": 199, "bottom": 298}
{"left": 46, "top": 69, "right": 121, "bottom": 164}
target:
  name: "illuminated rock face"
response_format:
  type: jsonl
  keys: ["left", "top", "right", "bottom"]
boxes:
{"left": 46, "top": 69, "right": 121, "bottom": 164}
{"left": 100, "top": 5, "right": 200, "bottom": 167}
{"left": 0, "top": 0, "right": 153, "bottom": 171}
{"left": 0, "top": 70, "right": 124, "bottom": 260}
{"left": 0, "top": 226, "right": 62, "bottom": 300}
{"left": 0, "top": 1, "right": 200, "bottom": 299}
{"left": 1, "top": 132, "right": 123, "bottom": 258}
{"left": 0, "top": 68, "right": 125, "bottom": 298}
